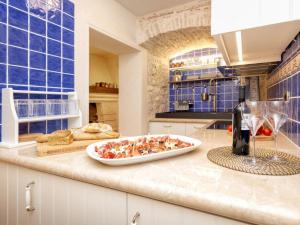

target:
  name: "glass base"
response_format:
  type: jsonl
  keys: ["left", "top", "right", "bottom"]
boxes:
{"left": 267, "top": 155, "right": 286, "bottom": 162}
{"left": 244, "top": 158, "right": 260, "bottom": 166}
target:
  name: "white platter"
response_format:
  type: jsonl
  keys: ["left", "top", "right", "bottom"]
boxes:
{"left": 86, "top": 134, "right": 202, "bottom": 166}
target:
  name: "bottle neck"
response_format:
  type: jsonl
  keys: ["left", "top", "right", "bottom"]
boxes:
{"left": 238, "top": 86, "right": 246, "bottom": 103}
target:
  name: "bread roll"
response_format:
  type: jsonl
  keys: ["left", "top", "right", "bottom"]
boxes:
{"left": 48, "top": 130, "right": 74, "bottom": 145}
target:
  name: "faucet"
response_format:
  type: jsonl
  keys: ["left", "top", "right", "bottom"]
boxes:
{"left": 209, "top": 79, "right": 217, "bottom": 112}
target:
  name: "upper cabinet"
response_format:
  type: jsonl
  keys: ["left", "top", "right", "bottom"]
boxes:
{"left": 211, "top": 0, "right": 300, "bottom": 66}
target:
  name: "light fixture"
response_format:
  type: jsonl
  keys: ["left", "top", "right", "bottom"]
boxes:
{"left": 235, "top": 31, "right": 243, "bottom": 62}
{"left": 27, "top": 0, "right": 61, "bottom": 14}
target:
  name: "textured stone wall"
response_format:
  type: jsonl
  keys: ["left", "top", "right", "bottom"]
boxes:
{"left": 138, "top": 0, "right": 211, "bottom": 44}
{"left": 138, "top": 0, "right": 213, "bottom": 119}
{"left": 146, "top": 53, "right": 169, "bottom": 119}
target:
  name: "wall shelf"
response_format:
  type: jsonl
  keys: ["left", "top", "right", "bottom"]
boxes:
{"left": 169, "top": 76, "right": 237, "bottom": 84}
{"left": 1, "top": 88, "right": 82, "bottom": 148}
{"left": 169, "top": 64, "right": 219, "bottom": 72}
{"left": 89, "top": 86, "right": 119, "bottom": 94}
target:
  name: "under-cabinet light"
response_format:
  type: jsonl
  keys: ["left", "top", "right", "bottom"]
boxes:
{"left": 235, "top": 31, "right": 243, "bottom": 62}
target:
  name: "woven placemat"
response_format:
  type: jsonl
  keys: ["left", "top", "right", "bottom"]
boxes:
{"left": 207, "top": 146, "right": 300, "bottom": 176}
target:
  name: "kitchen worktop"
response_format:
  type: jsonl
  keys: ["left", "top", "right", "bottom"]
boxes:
{"left": 149, "top": 118, "right": 215, "bottom": 124}
{"left": 0, "top": 130, "right": 300, "bottom": 225}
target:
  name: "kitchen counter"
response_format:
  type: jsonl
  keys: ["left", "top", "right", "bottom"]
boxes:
{"left": 149, "top": 118, "right": 214, "bottom": 124}
{"left": 0, "top": 130, "right": 300, "bottom": 225}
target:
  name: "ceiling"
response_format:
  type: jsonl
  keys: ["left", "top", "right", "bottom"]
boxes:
{"left": 115, "top": 0, "right": 194, "bottom": 16}
{"left": 89, "top": 28, "right": 138, "bottom": 55}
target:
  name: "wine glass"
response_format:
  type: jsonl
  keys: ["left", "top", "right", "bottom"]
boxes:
{"left": 265, "top": 101, "right": 289, "bottom": 161}
{"left": 241, "top": 101, "right": 266, "bottom": 165}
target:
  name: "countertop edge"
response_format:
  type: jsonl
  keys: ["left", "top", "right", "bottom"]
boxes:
{"left": 0, "top": 150, "right": 299, "bottom": 225}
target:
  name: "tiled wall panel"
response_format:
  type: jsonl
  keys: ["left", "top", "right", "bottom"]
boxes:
{"left": 267, "top": 32, "right": 300, "bottom": 147}
{"left": 0, "top": 0, "right": 75, "bottom": 140}
{"left": 169, "top": 48, "right": 239, "bottom": 113}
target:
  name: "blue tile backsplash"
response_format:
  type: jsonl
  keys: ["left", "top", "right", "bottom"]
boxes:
{"left": 267, "top": 32, "right": 300, "bottom": 147}
{"left": 169, "top": 48, "right": 239, "bottom": 113}
{"left": 0, "top": 0, "right": 75, "bottom": 140}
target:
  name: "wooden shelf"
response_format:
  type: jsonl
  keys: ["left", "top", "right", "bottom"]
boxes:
{"left": 170, "top": 64, "right": 218, "bottom": 72}
{"left": 18, "top": 114, "right": 80, "bottom": 123}
{"left": 89, "top": 86, "right": 119, "bottom": 94}
{"left": 169, "top": 76, "right": 237, "bottom": 84}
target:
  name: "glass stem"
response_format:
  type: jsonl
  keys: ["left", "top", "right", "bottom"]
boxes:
{"left": 252, "top": 135, "right": 256, "bottom": 164}
{"left": 274, "top": 132, "right": 278, "bottom": 159}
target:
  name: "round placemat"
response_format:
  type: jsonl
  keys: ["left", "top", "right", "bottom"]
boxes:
{"left": 207, "top": 146, "right": 300, "bottom": 176}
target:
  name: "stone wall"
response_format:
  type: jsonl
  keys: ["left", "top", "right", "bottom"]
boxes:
{"left": 146, "top": 53, "right": 169, "bottom": 119}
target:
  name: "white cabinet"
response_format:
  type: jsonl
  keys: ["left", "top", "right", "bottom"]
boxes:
{"left": 149, "top": 122, "right": 186, "bottom": 135}
{"left": 212, "top": 0, "right": 297, "bottom": 35}
{"left": 185, "top": 123, "right": 206, "bottom": 137}
{"left": 0, "top": 162, "right": 250, "bottom": 225}
{"left": 0, "top": 162, "right": 127, "bottom": 225}
{"left": 149, "top": 122, "right": 208, "bottom": 136}
{"left": 211, "top": 0, "right": 300, "bottom": 65}
{"left": 127, "top": 194, "right": 250, "bottom": 225}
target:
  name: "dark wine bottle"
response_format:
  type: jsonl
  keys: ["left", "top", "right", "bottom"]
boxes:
{"left": 232, "top": 86, "right": 250, "bottom": 155}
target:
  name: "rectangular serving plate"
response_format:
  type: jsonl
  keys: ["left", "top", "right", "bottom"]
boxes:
{"left": 86, "top": 134, "right": 202, "bottom": 166}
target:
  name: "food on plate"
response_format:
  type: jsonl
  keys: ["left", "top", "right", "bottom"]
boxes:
{"left": 262, "top": 128, "right": 272, "bottom": 136}
{"left": 94, "top": 136, "right": 194, "bottom": 159}
{"left": 48, "top": 130, "right": 74, "bottom": 145}
{"left": 72, "top": 128, "right": 120, "bottom": 141}
{"left": 227, "top": 125, "right": 233, "bottom": 132}
{"left": 83, "top": 123, "right": 113, "bottom": 133}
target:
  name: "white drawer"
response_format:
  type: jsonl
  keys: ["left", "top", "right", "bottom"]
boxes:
{"left": 149, "top": 122, "right": 185, "bottom": 135}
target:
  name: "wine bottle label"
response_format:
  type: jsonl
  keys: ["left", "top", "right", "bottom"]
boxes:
{"left": 241, "top": 114, "right": 250, "bottom": 130}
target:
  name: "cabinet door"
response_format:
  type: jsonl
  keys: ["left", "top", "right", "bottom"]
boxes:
{"left": 127, "top": 194, "right": 250, "bottom": 225}
{"left": 18, "top": 167, "right": 41, "bottom": 225}
{"left": 0, "top": 162, "right": 8, "bottom": 225}
{"left": 185, "top": 123, "right": 206, "bottom": 137}
{"left": 149, "top": 122, "right": 186, "bottom": 135}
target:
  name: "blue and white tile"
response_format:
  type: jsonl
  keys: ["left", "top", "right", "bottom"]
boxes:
{"left": 9, "top": 46, "right": 28, "bottom": 66}
{"left": 0, "top": 23, "right": 6, "bottom": 43}
{"left": 0, "top": 43, "right": 6, "bottom": 63}
{"left": 63, "top": 0, "right": 74, "bottom": 16}
{"left": 30, "top": 51, "right": 46, "bottom": 69}
{"left": 0, "top": 63, "right": 6, "bottom": 83}
{"left": 48, "top": 10, "right": 61, "bottom": 25}
{"left": 0, "top": 2, "right": 7, "bottom": 23}
{"left": 8, "top": 66, "right": 28, "bottom": 85}
{"left": 63, "top": 44, "right": 74, "bottom": 59}
{"left": 47, "top": 71, "right": 61, "bottom": 87}
{"left": 62, "top": 74, "right": 74, "bottom": 88}
{"left": 47, "top": 119, "right": 62, "bottom": 133}
{"left": 9, "top": 7, "right": 28, "bottom": 29}
{"left": 9, "top": 0, "right": 27, "bottom": 11}
{"left": 30, "top": 69, "right": 46, "bottom": 86}
{"left": 30, "top": 16, "right": 46, "bottom": 36}
{"left": 30, "top": 33, "right": 46, "bottom": 53}
{"left": 63, "top": 13, "right": 74, "bottom": 30}
{"left": 63, "top": 59, "right": 74, "bottom": 74}
{"left": 9, "top": 26, "right": 28, "bottom": 48}
{"left": 47, "top": 22, "right": 61, "bottom": 41}
{"left": 48, "top": 55, "right": 61, "bottom": 72}
{"left": 47, "top": 39, "right": 61, "bottom": 56}
{"left": 63, "top": 28, "right": 74, "bottom": 45}
{"left": 30, "top": 121, "right": 46, "bottom": 134}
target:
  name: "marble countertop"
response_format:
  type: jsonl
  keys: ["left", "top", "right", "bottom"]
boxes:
{"left": 0, "top": 130, "right": 300, "bottom": 225}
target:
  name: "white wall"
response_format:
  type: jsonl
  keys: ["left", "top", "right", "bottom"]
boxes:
{"left": 119, "top": 50, "right": 148, "bottom": 136}
{"left": 89, "top": 54, "right": 119, "bottom": 86}
{"left": 74, "top": 0, "right": 139, "bottom": 126}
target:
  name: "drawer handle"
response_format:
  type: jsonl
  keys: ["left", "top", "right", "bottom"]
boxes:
{"left": 163, "top": 125, "right": 172, "bottom": 128}
{"left": 131, "top": 212, "right": 140, "bottom": 225}
{"left": 25, "top": 182, "right": 35, "bottom": 212}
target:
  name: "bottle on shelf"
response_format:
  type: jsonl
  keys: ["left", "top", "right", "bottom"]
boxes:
{"left": 232, "top": 86, "right": 250, "bottom": 155}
